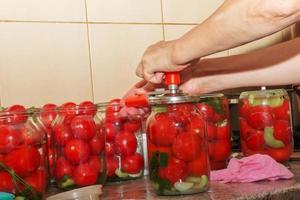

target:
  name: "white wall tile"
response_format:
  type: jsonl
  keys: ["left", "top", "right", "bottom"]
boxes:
{"left": 89, "top": 24, "right": 163, "bottom": 102}
{"left": 0, "top": 23, "right": 92, "bottom": 107}
{"left": 86, "top": 0, "right": 162, "bottom": 23}
{"left": 0, "top": 0, "right": 86, "bottom": 21}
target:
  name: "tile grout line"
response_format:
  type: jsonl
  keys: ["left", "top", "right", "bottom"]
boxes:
{"left": 160, "top": 0, "right": 166, "bottom": 40}
{"left": 84, "top": 0, "right": 95, "bottom": 102}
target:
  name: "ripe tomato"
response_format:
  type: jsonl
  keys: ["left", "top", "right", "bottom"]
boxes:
{"left": 187, "top": 114, "right": 205, "bottom": 138}
{"left": 54, "top": 157, "right": 73, "bottom": 181}
{"left": 187, "top": 154, "right": 208, "bottom": 176}
{"left": 210, "top": 161, "right": 227, "bottom": 170}
{"left": 172, "top": 132, "right": 202, "bottom": 162}
{"left": 196, "top": 103, "right": 215, "bottom": 122}
{"left": 274, "top": 99, "right": 290, "bottom": 121}
{"left": 0, "top": 172, "right": 14, "bottom": 193}
{"left": 79, "top": 101, "right": 97, "bottom": 116}
{"left": 266, "top": 144, "right": 292, "bottom": 163}
{"left": 246, "top": 130, "right": 265, "bottom": 151}
{"left": 239, "top": 118, "right": 252, "bottom": 140}
{"left": 123, "top": 120, "right": 141, "bottom": 133}
{"left": 60, "top": 102, "right": 77, "bottom": 119}
{"left": 71, "top": 115, "right": 96, "bottom": 140}
{"left": 105, "top": 142, "right": 115, "bottom": 157}
{"left": 121, "top": 153, "right": 144, "bottom": 174}
{"left": 53, "top": 123, "right": 73, "bottom": 146}
{"left": 104, "top": 122, "right": 119, "bottom": 142}
{"left": 5, "top": 146, "right": 40, "bottom": 177}
{"left": 247, "top": 106, "right": 274, "bottom": 130}
{"left": 147, "top": 112, "right": 178, "bottom": 146}
{"left": 5, "top": 105, "right": 28, "bottom": 124}
{"left": 73, "top": 163, "right": 98, "bottom": 186}
{"left": 238, "top": 99, "right": 250, "bottom": 119}
{"left": 64, "top": 139, "right": 90, "bottom": 165}
{"left": 24, "top": 169, "right": 46, "bottom": 193}
{"left": 89, "top": 133, "right": 105, "bottom": 155}
{"left": 210, "top": 140, "right": 231, "bottom": 162}
{"left": 105, "top": 99, "right": 122, "bottom": 123}
{"left": 106, "top": 156, "right": 119, "bottom": 177}
{"left": 0, "top": 125, "right": 23, "bottom": 153}
{"left": 207, "top": 122, "right": 217, "bottom": 141}
{"left": 88, "top": 156, "right": 101, "bottom": 172}
{"left": 273, "top": 120, "right": 292, "bottom": 145}
{"left": 216, "top": 124, "right": 230, "bottom": 140}
{"left": 21, "top": 122, "right": 42, "bottom": 145}
{"left": 40, "top": 104, "right": 57, "bottom": 128}
{"left": 158, "top": 157, "right": 188, "bottom": 184}
{"left": 114, "top": 130, "right": 137, "bottom": 156}
{"left": 48, "top": 148, "right": 55, "bottom": 176}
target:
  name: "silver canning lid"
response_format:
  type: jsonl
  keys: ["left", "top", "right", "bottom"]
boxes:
{"left": 198, "top": 93, "right": 224, "bottom": 99}
{"left": 148, "top": 94, "right": 200, "bottom": 105}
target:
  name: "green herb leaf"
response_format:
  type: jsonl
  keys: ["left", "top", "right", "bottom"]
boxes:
{"left": 200, "top": 97, "right": 225, "bottom": 115}
{"left": 159, "top": 152, "right": 169, "bottom": 167}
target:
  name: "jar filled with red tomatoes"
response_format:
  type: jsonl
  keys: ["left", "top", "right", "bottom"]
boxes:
{"left": 197, "top": 94, "right": 231, "bottom": 170}
{"left": 100, "top": 99, "right": 144, "bottom": 182}
{"left": 239, "top": 89, "right": 293, "bottom": 163}
{"left": 0, "top": 105, "right": 47, "bottom": 200}
{"left": 147, "top": 95, "right": 210, "bottom": 195}
{"left": 52, "top": 102, "right": 106, "bottom": 189}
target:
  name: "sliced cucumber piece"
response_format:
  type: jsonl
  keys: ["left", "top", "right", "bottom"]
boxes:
{"left": 14, "top": 197, "right": 25, "bottom": 200}
{"left": 128, "top": 170, "right": 143, "bottom": 178}
{"left": 174, "top": 182, "right": 194, "bottom": 192}
{"left": 264, "top": 127, "right": 284, "bottom": 148}
{"left": 199, "top": 175, "right": 209, "bottom": 188}
{"left": 152, "top": 106, "right": 167, "bottom": 114}
{"left": 60, "top": 178, "right": 75, "bottom": 188}
{"left": 249, "top": 94, "right": 266, "bottom": 106}
{"left": 185, "top": 176, "right": 202, "bottom": 184}
{"left": 267, "top": 97, "right": 284, "bottom": 108}
{"left": 216, "top": 119, "right": 228, "bottom": 127}
{"left": 115, "top": 169, "right": 129, "bottom": 178}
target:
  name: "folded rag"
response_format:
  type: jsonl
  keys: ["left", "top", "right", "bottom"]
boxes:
{"left": 210, "top": 154, "right": 294, "bottom": 183}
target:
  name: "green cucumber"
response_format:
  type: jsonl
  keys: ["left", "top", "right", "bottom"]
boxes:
{"left": 115, "top": 169, "right": 129, "bottom": 178}
{"left": 267, "top": 97, "right": 284, "bottom": 107}
{"left": 60, "top": 177, "right": 75, "bottom": 188}
{"left": 264, "top": 127, "right": 285, "bottom": 148}
{"left": 174, "top": 182, "right": 194, "bottom": 192}
{"left": 128, "top": 170, "right": 143, "bottom": 178}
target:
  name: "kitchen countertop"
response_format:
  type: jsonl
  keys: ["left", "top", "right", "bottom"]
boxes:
{"left": 47, "top": 161, "right": 300, "bottom": 200}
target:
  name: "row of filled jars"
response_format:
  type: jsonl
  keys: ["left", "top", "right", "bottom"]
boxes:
{"left": 0, "top": 89, "right": 293, "bottom": 198}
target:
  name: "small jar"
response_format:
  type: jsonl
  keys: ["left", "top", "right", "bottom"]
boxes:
{"left": 101, "top": 99, "right": 144, "bottom": 182}
{"left": 239, "top": 89, "right": 293, "bottom": 163}
{"left": 147, "top": 95, "right": 210, "bottom": 196}
{"left": 0, "top": 105, "right": 47, "bottom": 200}
{"left": 52, "top": 102, "right": 106, "bottom": 190}
{"left": 197, "top": 94, "right": 231, "bottom": 170}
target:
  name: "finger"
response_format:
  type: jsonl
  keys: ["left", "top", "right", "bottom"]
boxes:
{"left": 136, "top": 62, "right": 144, "bottom": 78}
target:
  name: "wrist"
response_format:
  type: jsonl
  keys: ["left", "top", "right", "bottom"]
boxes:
{"left": 171, "top": 38, "right": 188, "bottom": 65}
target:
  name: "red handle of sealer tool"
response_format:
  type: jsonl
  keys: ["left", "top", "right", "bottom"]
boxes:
{"left": 124, "top": 94, "right": 149, "bottom": 107}
{"left": 165, "top": 72, "right": 181, "bottom": 85}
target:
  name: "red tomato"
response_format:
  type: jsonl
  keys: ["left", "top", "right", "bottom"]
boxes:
{"left": 273, "top": 120, "right": 292, "bottom": 145}
{"left": 123, "top": 120, "right": 141, "bottom": 133}
{"left": 266, "top": 144, "right": 292, "bottom": 163}
{"left": 121, "top": 153, "right": 144, "bottom": 174}
{"left": 24, "top": 169, "right": 46, "bottom": 193}
{"left": 238, "top": 99, "right": 250, "bottom": 119}
{"left": 105, "top": 99, "right": 122, "bottom": 123}
{"left": 210, "top": 161, "right": 227, "bottom": 170}
{"left": 105, "top": 142, "right": 115, "bottom": 157}
{"left": 21, "top": 122, "right": 42, "bottom": 145}
{"left": 73, "top": 163, "right": 98, "bottom": 186}
{"left": 114, "top": 130, "right": 137, "bottom": 156}
{"left": 216, "top": 124, "right": 230, "bottom": 140}
{"left": 5, "top": 146, "right": 40, "bottom": 177}
{"left": 104, "top": 123, "right": 119, "bottom": 142}
{"left": 71, "top": 115, "right": 96, "bottom": 140}
{"left": 60, "top": 102, "right": 77, "bottom": 119}
{"left": 89, "top": 133, "right": 105, "bottom": 155}
{"left": 187, "top": 154, "right": 208, "bottom": 176}
{"left": 247, "top": 106, "right": 274, "bottom": 130}
{"left": 211, "top": 140, "right": 231, "bottom": 162}
{"left": 48, "top": 148, "right": 55, "bottom": 177}
{"left": 274, "top": 99, "right": 291, "bottom": 121}
{"left": 40, "top": 104, "right": 57, "bottom": 128}
{"left": 0, "top": 125, "right": 23, "bottom": 153}
{"left": 147, "top": 112, "right": 178, "bottom": 146}
{"left": 207, "top": 122, "right": 216, "bottom": 141}
{"left": 64, "top": 139, "right": 90, "bottom": 165}
{"left": 208, "top": 141, "right": 214, "bottom": 158}
{"left": 79, "top": 101, "right": 97, "bottom": 116}
{"left": 246, "top": 130, "right": 265, "bottom": 151}
{"left": 187, "top": 114, "right": 205, "bottom": 137}
{"left": 239, "top": 118, "right": 252, "bottom": 140}
{"left": 158, "top": 157, "right": 188, "bottom": 184}
{"left": 106, "top": 156, "right": 119, "bottom": 177}
{"left": 54, "top": 157, "right": 73, "bottom": 181}
{"left": 5, "top": 105, "right": 28, "bottom": 124}
{"left": 88, "top": 156, "right": 101, "bottom": 172}
{"left": 196, "top": 103, "right": 215, "bottom": 121}
{"left": 172, "top": 132, "right": 202, "bottom": 162}
{"left": 0, "top": 172, "right": 14, "bottom": 193}
{"left": 53, "top": 123, "right": 73, "bottom": 146}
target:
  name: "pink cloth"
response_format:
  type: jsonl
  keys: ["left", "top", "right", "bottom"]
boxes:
{"left": 210, "top": 154, "right": 294, "bottom": 183}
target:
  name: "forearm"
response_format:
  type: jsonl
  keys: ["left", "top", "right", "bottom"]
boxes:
{"left": 173, "top": 0, "right": 300, "bottom": 65}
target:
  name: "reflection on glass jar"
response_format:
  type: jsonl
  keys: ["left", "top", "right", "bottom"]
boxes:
{"left": 197, "top": 94, "right": 231, "bottom": 170}
{"left": 52, "top": 102, "right": 106, "bottom": 190}
{"left": 239, "top": 89, "right": 293, "bottom": 163}
{"left": 0, "top": 105, "right": 47, "bottom": 200}
{"left": 147, "top": 101, "right": 210, "bottom": 196}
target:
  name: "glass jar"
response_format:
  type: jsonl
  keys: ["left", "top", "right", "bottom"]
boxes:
{"left": 239, "top": 89, "right": 293, "bottom": 163}
{"left": 146, "top": 96, "right": 210, "bottom": 196}
{"left": 0, "top": 105, "right": 47, "bottom": 200}
{"left": 197, "top": 94, "right": 231, "bottom": 170}
{"left": 100, "top": 99, "right": 144, "bottom": 182}
{"left": 52, "top": 102, "right": 106, "bottom": 190}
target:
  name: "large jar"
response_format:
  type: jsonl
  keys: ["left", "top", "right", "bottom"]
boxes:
{"left": 52, "top": 102, "right": 106, "bottom": 190}
{"left": 197, "top": 94, "right": 231, "bottom": 170}
{"left": 146, "top": 96, "right": 210, "bottom": 196}
{"left": 0, "top": 105, "right": 47, "bottom": 200}
{"left": 101, "top": 99, "right": 144, "bottom": 182}
{"left": 239, "top": 89, "right": 293, "bottom": 163}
